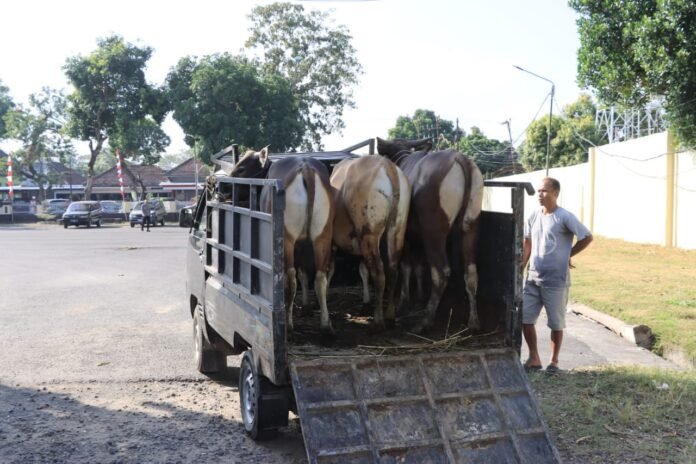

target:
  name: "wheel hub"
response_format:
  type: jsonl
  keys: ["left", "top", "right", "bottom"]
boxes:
{"left": 242, "top": 370, "right": 256, "bottom": 426}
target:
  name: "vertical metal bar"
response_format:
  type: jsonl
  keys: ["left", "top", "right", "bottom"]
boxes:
{"left": 272, "top": 183, "right": 287, "bottom": 384}
{"left": 416, "top": 357, "right": 456, "bottom": 463}
{"left": 511, "top": 187, "right": 525, "bottom": 354}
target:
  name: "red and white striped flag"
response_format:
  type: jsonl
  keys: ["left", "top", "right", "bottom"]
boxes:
{"left": 6, "top": 153, "right": 13, "bottom": 197}
{"left": 115, "top": 151, "right": 125, "bottom": 199}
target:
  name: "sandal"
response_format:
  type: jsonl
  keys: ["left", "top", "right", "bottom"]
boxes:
{"left": 545, "top": 364, "right": 561, "bottom": 374}
{"left": 523, "top": 360, "right": 542, "bottom": 372}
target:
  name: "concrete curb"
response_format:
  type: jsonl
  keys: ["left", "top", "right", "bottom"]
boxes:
{"left": 569, "top": 302, "right": 695, "bottom": 370}
{"left": 569, "top": 303, "right": 653, "bottom": 349}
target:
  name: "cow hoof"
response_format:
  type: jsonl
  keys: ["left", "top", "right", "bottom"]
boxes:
{"left": 320, "top": 325, "right": 335, "bottom": 337}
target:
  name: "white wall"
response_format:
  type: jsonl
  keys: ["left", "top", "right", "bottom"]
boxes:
{"left": 485, "top": 131, "right": 696, "bottom": 250}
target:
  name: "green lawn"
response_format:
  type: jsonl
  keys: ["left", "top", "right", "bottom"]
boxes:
{"left": 531, "top": 366, "right": 696, "bottom": 463}
{"left": 570, "top": 236, "right": 696, "bottom": 363}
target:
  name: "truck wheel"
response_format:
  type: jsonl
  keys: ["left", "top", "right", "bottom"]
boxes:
{"left": 87, "top": 219, "right": 91, "bottom": 228}
{"left": 193, "top": 308, "right": 226, "bottom": 374}
{"left": 160, "top": 218, "right": 165, "bottom": 226}
{"left": 63, "top": 223, "right": 68, "bottom": 229}
{"left": 97, "top": 220, "right": 101, "bottom": 228}
{"left": 240, "top": 351, "right": 281, "bottom": 440}
{"left": 130, "top": 222, "right": 135, "bottom": 228}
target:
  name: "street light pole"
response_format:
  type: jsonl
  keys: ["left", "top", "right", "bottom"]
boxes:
{"left": 513, "top": 65, "right": 555, "bottom": 175}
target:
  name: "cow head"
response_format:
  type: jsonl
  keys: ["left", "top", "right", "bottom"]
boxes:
{"left": 230, "top": 146, "right": 271, "bottom": 179}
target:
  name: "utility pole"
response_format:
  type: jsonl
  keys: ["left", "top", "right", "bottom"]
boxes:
{"left": 501, "top": 119, "right": 516, "bottom": 174}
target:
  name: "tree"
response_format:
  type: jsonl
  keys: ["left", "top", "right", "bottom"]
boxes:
{"left": 3, "top": 88, "right": 76, "bottom": 200}
{"left": 459, "top": 127, "right": 518, "bottom": 178}
{"left": 386, "top": 111, "right": 513, "bottom": 177}
{"left": 0, "top": 79, "right": 14, "bottom": 138}
{"left": 388, "top": 109, "right": 457, "bottom": 146}
{"left": 570, "top": 0, "right": 696, "bottom": 147}
{"left": 157, "top": 148, "right": 194, "bottom": 170}
{"left": 166, "top": 53, "right": 303, "bottom": 164}
{"left": 63, "top": 35, "right": 170, "bottom": 199}
{"left": 245, "top": 2, "right": 362, "bottom": 150}
{"left": 519, "top": 94, "right": 603, "bottom": 171}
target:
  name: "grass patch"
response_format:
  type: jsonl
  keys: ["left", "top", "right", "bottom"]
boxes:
{"left": 571, "top": 236, "right": 696, "bottom": 361}
{"left": 531, "top": 366, "right": 696, "bottom": 463}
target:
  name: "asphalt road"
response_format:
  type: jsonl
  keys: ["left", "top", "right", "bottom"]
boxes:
{"left": 1, "top": 223, "right": 193, "bottom": 384}
{"left": 0, "top": 223, "right": 306, "bottom": 464}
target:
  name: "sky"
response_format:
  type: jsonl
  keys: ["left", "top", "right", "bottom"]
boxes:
{"left": 1, "top": 0, "right": 584, "bottom": 156}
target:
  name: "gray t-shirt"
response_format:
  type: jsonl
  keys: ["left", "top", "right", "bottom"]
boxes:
{"left": 525, "top": 206, "right": 591, "bottom": 287}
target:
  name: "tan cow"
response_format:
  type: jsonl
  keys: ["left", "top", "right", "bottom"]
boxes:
{"left": 330, "top": 155, "right": 411, "bottom": 330}
{"left": 230, "top": 148, "right": 336, "bottom": 335}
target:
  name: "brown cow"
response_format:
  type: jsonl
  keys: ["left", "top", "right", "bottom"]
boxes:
{"left": 229, "top": 148, "right": 336, "bottom": 335}
{"left": 377, "top": 138, "right": 484, "bottom": 333}
{"left": 330, "top": 155, "right": 411, "bottom": 329}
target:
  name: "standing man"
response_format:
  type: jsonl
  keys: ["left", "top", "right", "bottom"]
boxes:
{"left": 141, "top": 199, "right": 151, "bottom": 232}
{"left": 522, "top": 177, "right": 593, "bottom": 373}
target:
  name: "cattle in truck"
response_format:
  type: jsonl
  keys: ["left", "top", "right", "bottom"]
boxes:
{"left": 330, "top": 154, "right": 411, "bottom": 330}
{"left": 376, "top": 137, "right": 485, "bottom": 333}
{"left": 229, "top": 147, "right": 336, "bottom": 336}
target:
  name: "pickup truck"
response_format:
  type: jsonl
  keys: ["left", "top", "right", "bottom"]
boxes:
{"left": 185, "top": 142, "right": 560, "bottom": 463}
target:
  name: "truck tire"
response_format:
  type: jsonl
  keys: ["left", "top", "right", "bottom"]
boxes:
{"left": 193, "top": 308, "right": 226, "bottom": 374}
{"left": 239, "top": 350, "right": 278, "bottom": 440}
{"left": 130, "top": 222, "right": 135, "bottom": 228}
{"left": 63, "top": 222, "right": 68, "bottom": 229}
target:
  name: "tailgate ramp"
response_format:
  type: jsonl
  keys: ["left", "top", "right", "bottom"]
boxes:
{"left": 290, "top": 349, "right": 560, "bottom": 463}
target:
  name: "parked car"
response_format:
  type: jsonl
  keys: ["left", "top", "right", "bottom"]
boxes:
{"left": 46, "top": 198, "right": 70, "bottom": 216}
{"left": 129, "top": 199, "right": 166, "bottom": 227}
{"left": 99, "top": 200, "right": 123, "bottom": 215}
{"left": 62, "top": 201, "right": 102, "bottom": 228}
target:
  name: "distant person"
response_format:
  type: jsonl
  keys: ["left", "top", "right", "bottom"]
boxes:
{"left": 522, "top": 177, "right": 593, "bottom": 373}
{"left": 141, "top": 200, "right": 151, "bottom": 232}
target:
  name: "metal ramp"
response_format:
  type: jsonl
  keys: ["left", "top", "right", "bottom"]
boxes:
{"left": 290, "top": 349, "right": 561, "bottom": 463}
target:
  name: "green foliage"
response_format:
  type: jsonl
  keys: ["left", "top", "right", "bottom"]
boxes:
{"left": 570, "top": 0, "right": 696, "bottom": 148}
{"left": 166, "top": 53, "right": 303, "bottom": 164}
{"left": 387, "top": 110, "right": 515, "bottom": 177}
{"left": 63, "top": 35, "right": 170, "bottom": 196}
{"left": 459, "top": 127, "right": 520, "bottom": 178}
{"left": 3, "top": 88, "right": 76, "bottom": 198}
{"left": 0, "top": 79, "right": 14, "bottom": 138}
{"left": 157, "top": 148, "right": 194, "bottom": 170}
{"left": 519, "top": 94, "right": 603, "bottom": 171}
{"left": 245, "top": 2, "right": 362, "bottom": 150}
{"left": 387, "top": 109, "right": 456, "bottom": 142}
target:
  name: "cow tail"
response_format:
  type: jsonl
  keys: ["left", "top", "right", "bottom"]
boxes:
{"left": 385, "top": 160, "right": 401, "bottom": 238}
{"left": 450, "top": 153, "right": 474, "bottom": 276}
{"left": 301, "top": 163, "right": 315, "bottom": 237}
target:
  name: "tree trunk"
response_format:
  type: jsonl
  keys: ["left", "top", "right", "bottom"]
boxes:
{"left": 84, "top": 137, "right": 104, "bottom": 200}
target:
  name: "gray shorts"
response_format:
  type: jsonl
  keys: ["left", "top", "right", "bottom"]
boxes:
{"left": 522, "top": 281, "right": 569, "bottom": 330}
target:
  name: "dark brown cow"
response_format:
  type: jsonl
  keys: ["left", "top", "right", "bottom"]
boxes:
{"left": 330, "top": 155, "right": 411, "bottom": 329}
{"left": 229, "top": 147, "right": 336, "bottom": 335}
{"left": 377, "top": 138, "right": 484, "bottom": 333}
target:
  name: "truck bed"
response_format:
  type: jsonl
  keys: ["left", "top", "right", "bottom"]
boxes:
{"left": 287, "top": 285, "right": 509, "bottom": 360}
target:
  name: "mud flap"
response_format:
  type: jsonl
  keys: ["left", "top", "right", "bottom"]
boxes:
{"left": 290, "top": 348, "right": 560, "bottom": 463}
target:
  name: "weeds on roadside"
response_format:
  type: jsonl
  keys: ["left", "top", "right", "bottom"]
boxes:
{"left": 530, "top": 366, "right": 696, "bottom": 463}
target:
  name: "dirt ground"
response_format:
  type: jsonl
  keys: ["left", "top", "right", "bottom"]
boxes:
{"left": 0, "top": 376, "right": 307, "bottom": 464}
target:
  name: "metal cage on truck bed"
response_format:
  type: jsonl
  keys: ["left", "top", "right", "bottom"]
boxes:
{"left": 186, "top": 150, "right": 560, "bottom": 463}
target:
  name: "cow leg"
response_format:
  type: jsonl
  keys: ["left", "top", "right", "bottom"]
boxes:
{"left": 359, "top": 261, "right": 370, "bottom": 304}
{"left": 412, "top": 242, "right": 449, "bottom": 334}
{"left": 398, "top": 259, "right": 412, "bottom": 316}
{"left": 361, "top": 234, "right": 385, "bottom": 330}
{"left": 284, "top": 236, "right": 298, "bottom": 332}
{"left": 462, "top": 220, "right": 481, "bottom": 330}
{"left": 298, "top": 268, "right": 310, "bottom": 307}
{"left": 313, "top": 237, "right": 334, "bottom": 336}
{"left": 414, "top": 262, "right": 425, "bottom": 302}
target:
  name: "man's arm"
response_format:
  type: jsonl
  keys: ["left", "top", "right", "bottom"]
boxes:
{"left": 522, "top": 237, "right": 531, "bottom": 269}
{"left": 570, "top": 233, "right": 593, "bottom": 257}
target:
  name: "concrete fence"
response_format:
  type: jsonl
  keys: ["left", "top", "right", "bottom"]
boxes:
{"left": 484, "top": 131, "right": 696, "bottom": 250}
